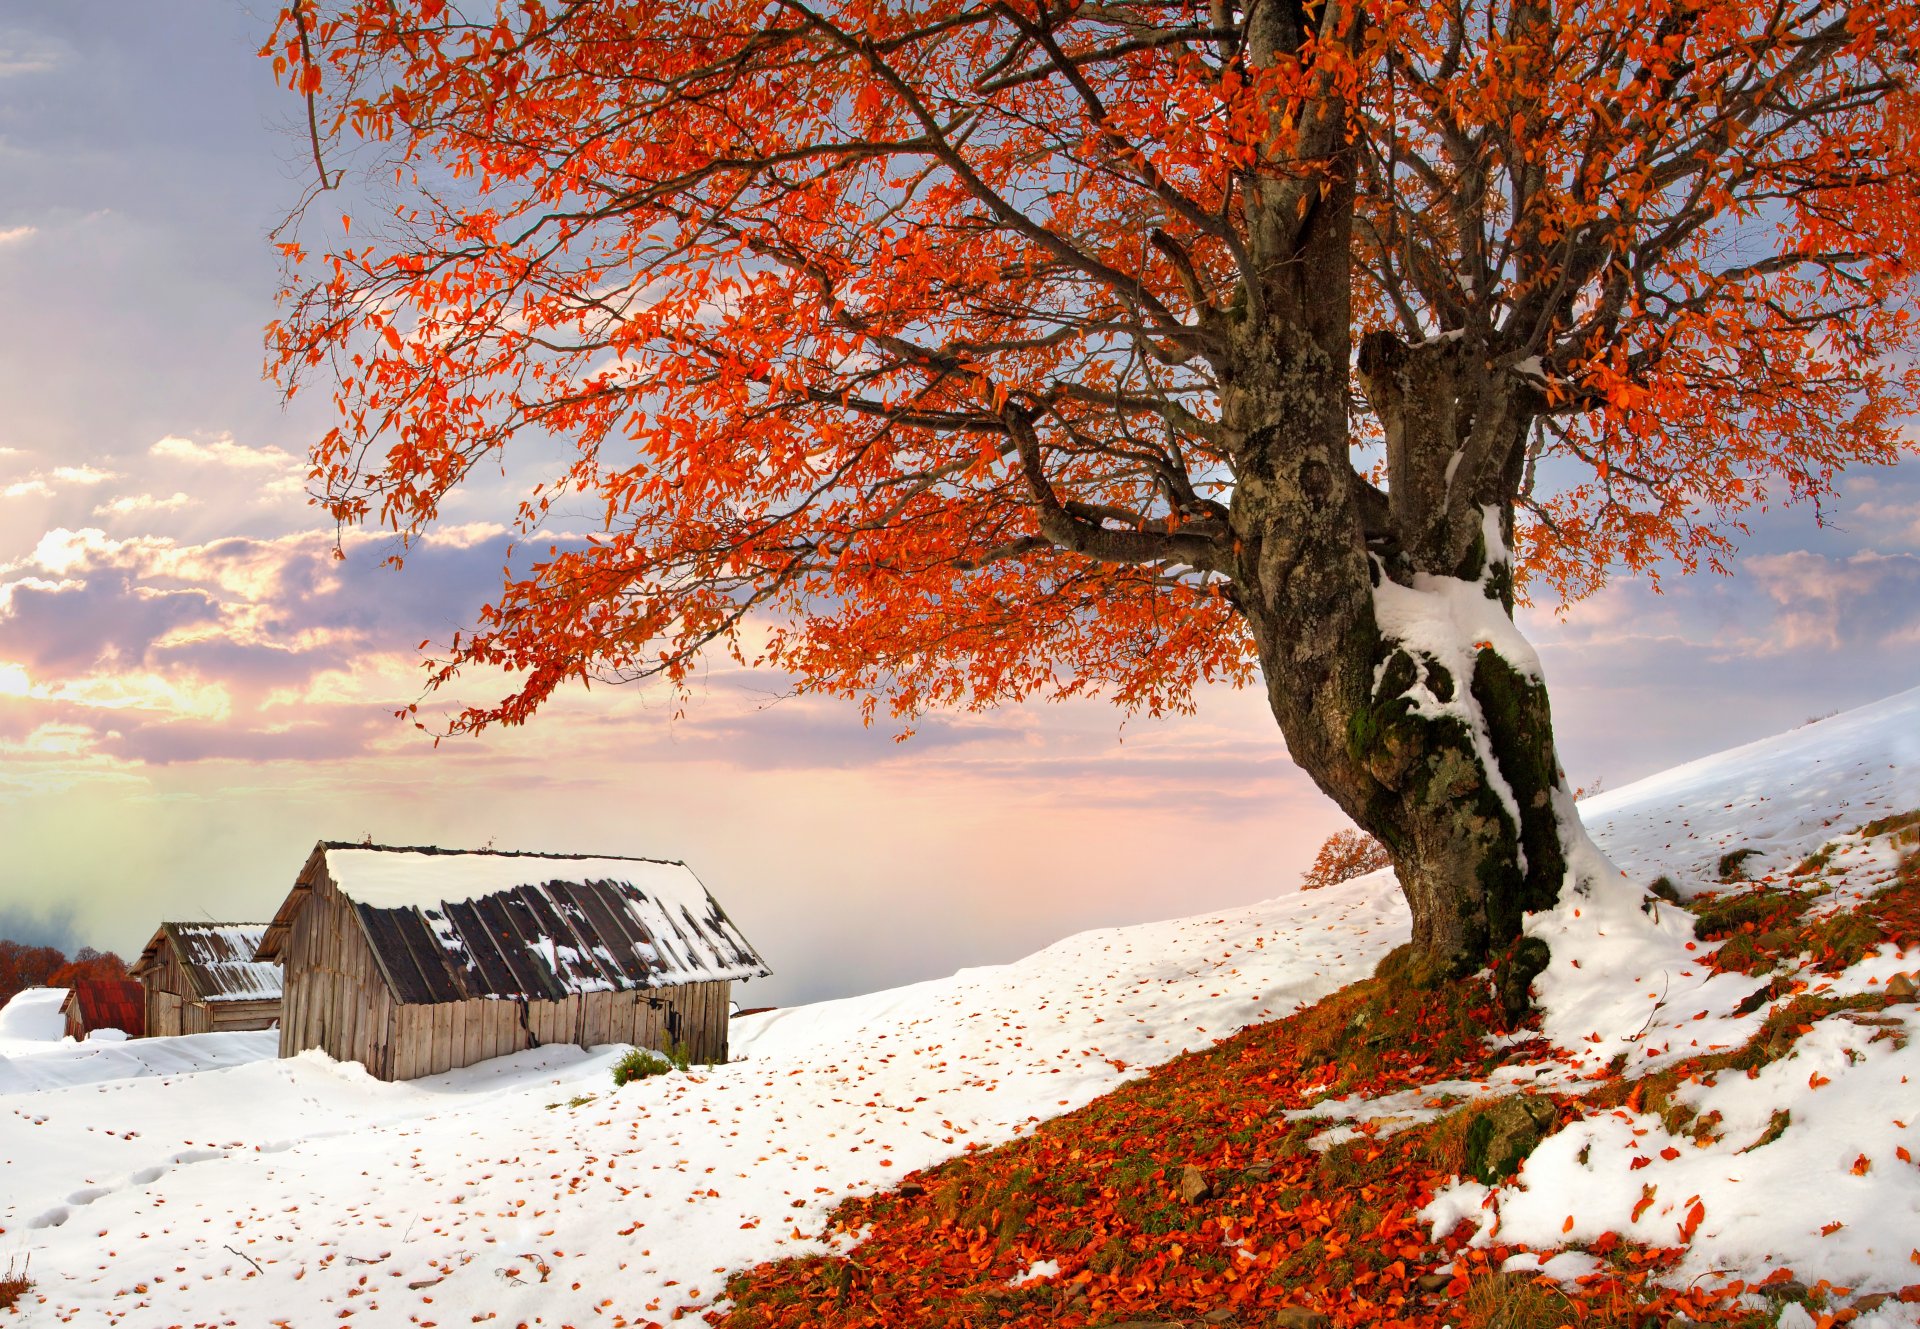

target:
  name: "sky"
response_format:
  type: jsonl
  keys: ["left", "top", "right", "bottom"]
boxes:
{"left": 0, "top": 1, "right": 1916, "bottom": 1007}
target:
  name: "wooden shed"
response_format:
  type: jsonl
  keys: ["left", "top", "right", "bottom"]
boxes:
{"left": 255, "top": 842, "right": 771, "bottom": 1082}
{"left": 61, "top": 979, "right": 146, "bottom": 1040}
{"left": 130, "top": 922, "right": 283, "bottom": 1037}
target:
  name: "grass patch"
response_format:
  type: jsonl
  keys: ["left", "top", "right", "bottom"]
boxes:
{"left": 1691, "top": 886, "right": 1813, "bottom": 945}
{"left": 1857, "top": 807, "right": 1920, "bottom": 842}
{"left": 0, "top": 1256, "right": 31, "bottom": 1311}
{"left": 1690, "top": 862, "right": 1920, "bottom": 977}
{"left": 612, "top": 1040, "right": 692, "bottom": 1086}
{"left": 1457, "top": 1271, "right": 1585, "bottom": 1328}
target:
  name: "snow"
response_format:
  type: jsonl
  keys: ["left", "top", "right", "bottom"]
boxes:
{"left": 326, "top": 846, "right": 716, "bottom": 913}
{"left": 1009, "top": 1258, "right": 1060, "bottom": 1287}
{"left": 0, "top": 688, "right": 1917, "bottom": 1325}
{"left": 1, "top": 1031, "right": 277, "bottom": 1096}
{"left": 0, "top": 987, "right": 67, "bottom": 1045}
{"left": 1368, "top": 507, "right": 1546, "bottom": 861}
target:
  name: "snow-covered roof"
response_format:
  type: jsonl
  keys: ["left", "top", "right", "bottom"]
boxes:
{"left": 258, "top": 842, "right": 770, "bottom": 1004}
{"left": 134, "top": 918, "right": 280, "bottom": 998}
{"left": 134, "top": 923, "right": 283, "bottom": 1004}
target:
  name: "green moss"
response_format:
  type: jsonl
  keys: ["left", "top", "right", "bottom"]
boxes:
{"left": 1461, "top": 1095, "right": 1558, "bottom": 1185}
{"left": 1691, "top": 887, "right": 1812, "bottom": 941}
{"left": 1495, "top": 936, "right": 1551, "bottom": 1024}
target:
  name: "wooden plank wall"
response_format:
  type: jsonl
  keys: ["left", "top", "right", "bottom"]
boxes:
{"left": 141, "top": 943, "right": 193, "bottom": 1038}
{"left": 380, "top": 979, "right": 734, "bottom": 1082}
{"left": 147, "top": 990, "right": 183, "bottom": 1039}
{"left": 279, "top": 875, "right": 397, "bottom": 1079}
{"left": 206, "top": 999, "right": 282, "bottom": 1033}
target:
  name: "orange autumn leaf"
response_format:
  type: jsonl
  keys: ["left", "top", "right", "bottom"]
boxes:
{"left": 1679, "top": 1200, "right": 1706, "bottom": 1242}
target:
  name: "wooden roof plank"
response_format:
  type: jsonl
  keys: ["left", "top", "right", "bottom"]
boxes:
{"left": 473, "top": 893, "right": 566, "bottom": 1002}
{"left": 559, "top": 880, "right": 656, "bottom": 987}
{"left": 511, "top": 885, "right": 603, "bottom": 996}
{"left": 443, "top": 898, "right": 518, "bottom": 997}
{"left": 388, "top": 909, "right": 472, "bottom": 1004}
{"left": 355, "top": 904, "right": 440, "bottom": 1007}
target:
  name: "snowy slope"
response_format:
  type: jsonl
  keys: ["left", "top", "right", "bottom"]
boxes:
{"left": 1577, "top": 689, "right": 1920, "bottom": 893}
{"left": 0, "top": 687, "right": 1914, "bottom": 1327}
{"left": 0, "top": 988, "right": 66, "bottom": 1048}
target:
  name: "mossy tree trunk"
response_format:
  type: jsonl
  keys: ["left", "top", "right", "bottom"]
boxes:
{"left": 1223, "top": 137, "right": 1579, "bottom": 1000}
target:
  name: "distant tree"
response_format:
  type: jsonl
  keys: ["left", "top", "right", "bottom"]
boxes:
{"left": 47, "top": 947, "right": 130, "bottom": 989}
{"left": 1301, "top": 829, "right": 1394, "bottom": 891}
{"left": 270, "top": 0, "right": 1920, "bottom": 989}
{"left": 0, "top": 939, "right": 68, "bottom": 1007}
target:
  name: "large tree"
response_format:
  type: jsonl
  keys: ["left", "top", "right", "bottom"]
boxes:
{"left": 269, "top": 0, "right": 1920, "bottom": 988}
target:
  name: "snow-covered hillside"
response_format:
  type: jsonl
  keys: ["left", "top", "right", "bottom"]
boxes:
{"left": 0, "top": 687, "right": 1915, "bottom": 1327}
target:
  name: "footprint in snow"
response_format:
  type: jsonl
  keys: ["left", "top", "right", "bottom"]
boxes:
{"left": 66, "top": 1186, "right": 112, "bottom": 1206}
{"left": 29, "top": 1205, "right": 69, "bottom": 1229}
{"left": 131, "top": 1165, "right": 167, "bottom": 1184}
{"left": 170, "top": 1147, "right": 226, "bottom": 1165}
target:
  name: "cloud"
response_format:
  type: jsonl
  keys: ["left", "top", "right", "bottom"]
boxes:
{"left": 0, "top": 465, "right": 120, "bottom": 501}
{"left": 0, "top": 900, "right": 79, "bottom": 953}
{"left": 150, "top": 434, "right": 301, "bottom": 473}
{"left": 427, "top": 521, "right": 510, "bottom": 549}
{"left": 0, "top": 516, "right": 545, "bottom": 774}
{"left": 50, "top": 465, "right": 115, "bottom": 484}
{"left": 1741, "top": 549, "right": 1920, "bottom": 655}
{"left": 93, "top": 491, "right": 194, "bottom": 516}
{"left": 0, "top": 225, "right": 37, "bottom": 247}
{"left": 1849, "top": 497, "right": 1920, "bottom": 546}
{"left": 146, "top": 434, "right": 307, "bottom": 501}
{"left": 0, "top": 29, "right": 65, "bottom": 79}
{"left": 96, "top": 715, "right": 386, "bottom": 765}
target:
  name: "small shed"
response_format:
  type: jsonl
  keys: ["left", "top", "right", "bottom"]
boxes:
{"left": 130, "top": 922, "right": 284, "bottom": 1037}
{"left": 255, "top": 842, "right": 771, "bottom": 1081}
{"left": 61, "top": 979, "right": 146, "bottom": 1040}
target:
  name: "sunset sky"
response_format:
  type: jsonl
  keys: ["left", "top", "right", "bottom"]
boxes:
{"left": 1, "top": 1, "right": 1916, "bottom": 1007}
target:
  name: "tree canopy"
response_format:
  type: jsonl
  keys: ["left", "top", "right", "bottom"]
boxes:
{"left": 270, "top": 0, "right": 1920, "bottom": 733}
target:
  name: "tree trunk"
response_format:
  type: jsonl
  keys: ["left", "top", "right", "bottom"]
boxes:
{"left": 1225, "top": 270, "right": 1574, "bottom": 1007}
{"left": 1237, "top": 494, "right": 1571, "bottom": 1008}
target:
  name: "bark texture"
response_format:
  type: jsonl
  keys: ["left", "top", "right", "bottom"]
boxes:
{"left": 1219, "top": 73, "right": 1577, "bottom": 984}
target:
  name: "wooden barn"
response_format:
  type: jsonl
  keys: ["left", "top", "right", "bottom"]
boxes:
{"left": 130, "top": 922, "right": 284, "bottom": 1036}
{"left": 255, "top": 842, "right": 771, "bottom": 1082}
{"left": 61, "top": 979, "right": 146, "bottom": 1040}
